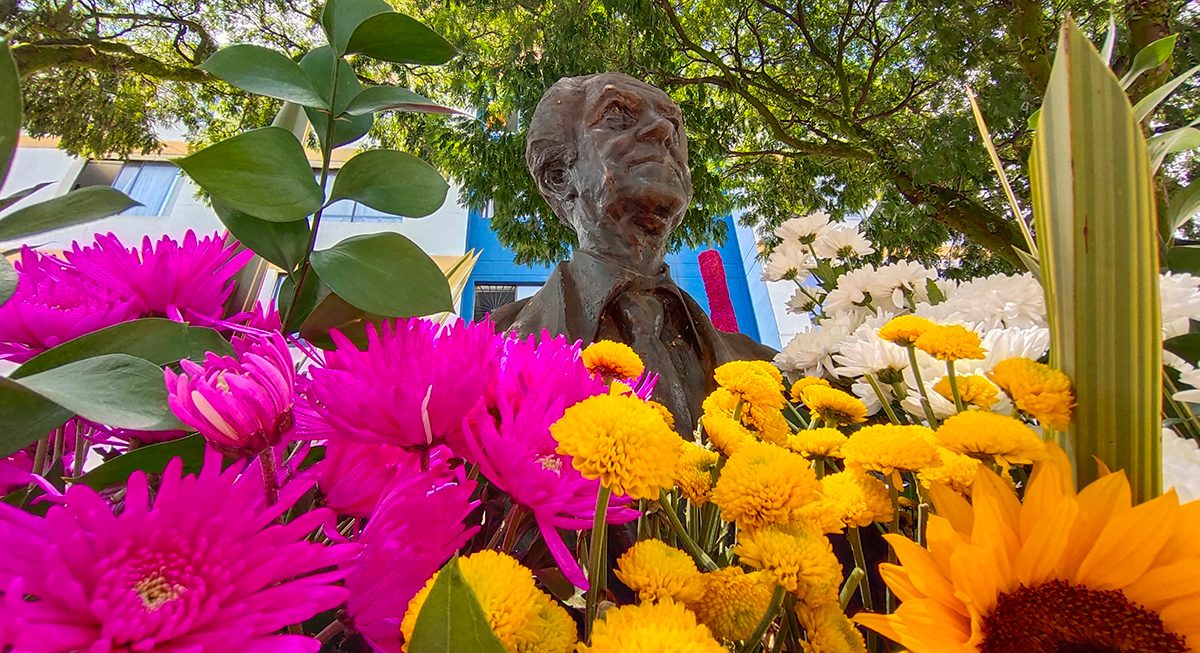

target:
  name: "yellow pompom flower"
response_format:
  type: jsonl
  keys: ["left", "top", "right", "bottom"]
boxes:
{"left": 840, "top": 424, "right": 941, "bottom": 481}
{"left": 734, "top": 523, "right": 842, "bottom": 606}
{"left": 686, "top": 567, "right": 774, "bottom": 642}
{"left": 579, "top": 598, "right": 725, "bottom": 653}
{"left": 935, "top": 411, "right": 1047, "bottom": 468}
{"left": 913, "top": 324, "right": 985, "bottom": 361}
{"left": 714, "top": 361, "right": 785, "bottom": 412}
{"left": 702, "top": 387, "right": 739, "bottom": 416}
{"left": 878, "top": 315, "right": 936, "bottom": 346}
{"left": 712, "top": 441, "right": 821, "bottom": 530}
{"left": 789, "top": 376, "right": 831, "bottom": 404}
{"left": 933, "top": 374, "right": 999, "bottom": 410}
{"left": 785, "top": 428, "right": 848, "bottom": 458}
{"left": 521, "top": 593, "right": 578, "bottom": 653}
{"left": 402, "top": 551, "right": 550, "bottom": 653}
{"left": 675, "top": 442, "right": 719, "bottom": 504}
{"left": 816, "top": 469, "right": 894, "bottom": 530}
{"left": 795, "top": 603, "right": 867, "bottom": 653}
{"left": 701, "top": 412, "right": 755, "bottom": 456}
{"left": 551, "top": 394, "right": 681, "bottom": 499}
{"left": 800, "top": 385, "right": 868, "bottom": 426}
{"left": 582, "top": 340, "right": 645, "bottom": 379}
{"left": 647, "top": 400, "right": 676, "bottom": 430}
{"left": 857, "top": 444, "right": 1200, "bottom": 653}
{"left": 615, "top": 539, "right": 707, "bottom": 604}
{"left": 987, "top": 357, "right": 1075, "bottom": 430}
{"left": 745, "top": 404, "right": 790, "bottom": 446}
{"left": 917, "top": 447, "right": 981, "bottom": 495}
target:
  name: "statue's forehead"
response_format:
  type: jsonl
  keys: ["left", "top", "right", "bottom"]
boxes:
{"left": 582, "top": 76, "right": 679, "bottom": 114}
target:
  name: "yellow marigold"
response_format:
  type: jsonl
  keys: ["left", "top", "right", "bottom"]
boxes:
{"left": 520, "top": 594, "right": 578, "bottom": 653}
{"left": 987, "top": 357, "right": 1075, "bottom": 430}
{"left": 402, "top": 551, "right": 546, "bottom": 653}
{"left": 917, "top": 446, "right": 981, "bottom": 495}
{"left": 685, "top": 567, "right": 774, "bottom": 642}
{"left": 798, "top": 500, "right": 849, "bottom": 535}
{"left": 935, "top": 411, "right": 1047, "bottom": 468}
{"left": 745, "top": 404, "right": 790, "bottom": 446}
{"left": 734, "top": 523, "right": 841, "bottom": 606}
{"left": 801, "top": 385, "right": 868, "bottom": 426}
{"left": 840, "top": 424, "right": 941, "bottom": 481}
{"left": 551, "top": 394, "right": 681, "bottom": 499}
{"left": 785, "top": 427, "right": 848, "bottom": 458}
{"left": 582, "top": 340, "right": 644, "bottom": 379}
{"left": 675, "top": 442, "right": 719, "bottom": 504}
{"left": 795, "top": 603, "right": 867, "bottom": 653}
{"left": 714, "top": 361, "right": 785, "bottom": 412}
{"left": 701, "top": 412, "right": 755, "bottom": 456}
{"left": 789, "top": 376, "right": 832, "bottom": 404}
{"left": 579, "top": 599, "right": 725, "bottom": 653}
{"left": 913, "top": 324, "right": 985, "bottom": 361}
{"left": 702, "top": 387, "right": 739, "bottom": 416}
{"left": 817, "top": 469, "right": 894, "bottom": 529}
{"left": 712, "top": 441, "right": 821, "bottom": 529}
{"left": 933, "top": 374, "right": 999, "bottom": 410}
{"left": 615, "top": 539, "right": 707, "bottom": 604}
{"left": 877, "top": 315, "right": 936, "bottom": 346}
{"left": 647, "top": 400, "right": 676, "bottom": 431}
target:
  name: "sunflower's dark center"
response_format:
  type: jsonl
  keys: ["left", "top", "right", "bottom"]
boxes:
{"left": 980, "top": 580, "right": 1187, "bottom": 653}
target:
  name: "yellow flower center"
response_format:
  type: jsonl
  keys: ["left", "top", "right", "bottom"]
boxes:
{"left": 980, "top": 580, "right": 1186, "bottom": 653}
{"left": 133, "top": 572, "right": 185, "bottom": 611}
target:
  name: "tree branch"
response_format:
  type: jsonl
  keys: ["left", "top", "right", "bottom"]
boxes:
{"left": 12, "top": 42, "right": 209, "bottom": 82}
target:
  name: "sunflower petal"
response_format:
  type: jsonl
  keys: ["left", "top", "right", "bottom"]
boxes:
{"left": 949, "top": 543, "right": 1003, "bottom": 615}
{"left": 885, "top": 534, "right": 961, "bottom": 612}
{"left": 929, "top": 483, "right": 973, "bottom": 534}
{"left": 1020, "top": 443, "right": 1073, "bottom": 540}
{"left": 1014, "top": 498, "right": 1078, "bottom": 586}
{"left": 1060, "top": 470, "right": 1131, "bottom": 579}
{"left": 1158, "top": 595, "right": 1200, "bottom": 645}
{"left": 1075, "top": 490, "right": 1179, "bottom": 590}
{"left": 1153, "top": 499, "right": 1200, "bottom": 565}
{"left": 1123, "top": 560, "right": 1200, "bottom": 611}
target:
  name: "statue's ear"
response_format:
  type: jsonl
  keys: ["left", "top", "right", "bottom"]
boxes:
{"left": 539, "top": 164, "right": 574, "bottom": 203}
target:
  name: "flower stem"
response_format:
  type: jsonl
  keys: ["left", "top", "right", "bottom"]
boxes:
{"left": 784, "top": 400, "right": 810, "bottom": 429}
{"left": 73, "top": 428, "right": 88, "bottom": 477}
{"left": 658, "top": 489, "right": 718, "bottom": 571}
{"left": 585, "top": 486, "right": 612, "bottom": 639}
{"left": 865, "top": 373, "right": 901, "bottom": 425}
{"left": 258, "top": 448, "right": 279, "bottom": 508}
{"left": 315, "top": 619, "right": 344, "bottom": 644}
{"left": 738, "top": 585, "right": 786, "bottom": 653}
{"left": 904, "top": 345, "right": 939, "bottom": 427}
{"left": 945, "top": 361, "right": 965, "bottom": 413}
{"left": 839, "top": 567, "right": 866, "bottom": 609}
{"left": 847, "top": 527, "right": 874, "bottom": 611}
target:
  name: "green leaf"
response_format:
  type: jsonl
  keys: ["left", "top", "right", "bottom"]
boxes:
{"left": 0, "top": 187, "right": 138, "bottom": 240}
{"left": 320, "top": 0, "right": 392, "bottom": 55}
{"left": 213, "top": 199, "right": 310, "bottom": 271}
{"left": 299, "top": 47, "right": 373, "bottom": 149}
{"left": 15, "top": 354, "right": 183, "bottom": 431}
{"left": 343, "top": 86, "right": 463, "bottom": 116}
{"left": 1168, "top": 182, "right": 1200, "bottom": 235}
{"left": 1165, "top": 334, "right": 1200, "bottom": 366}
{"left": 0, "top": 40, "right": 21, "bottom": 189}
{"left": 280, "top": 272, "right": 329, "bottom": 332}
{"left": 0, "top": 182, "right": 54, "bottom": 212}
{"left": 1120, "top": 34, "right": 1177, "bottom": 89}
{"left": 1099, "top": 16, "right": 1117, "bottom": 65}
{"left": 311, "top": 232, "right": 452, "bottom": 317}
{"left": 69, "top": 435, "right": 206, "bottom": 489}
{"left": 328, "top": 150, "right": 449, "bottom": 218}
{"left": 1030, "top": 19, "right": 1161, "bottom": 501}
{"left": 199, "top": 44, "right": 328, "bottom": 108}
{"left": 12, "top": 318, "right": 231, "bottom": 379}
{"left": 1132, "top": 64, "right": 1200, "bottom": 123}
{"left": 174, "top": 127, "right": 323, "bottom": 223}
{"left": 1166, "top": 247, "right": 1200, "bottom": 276}
{"left": 0, "top": 254, "right": 14, "bottom": 306}
{"left": 1149, "top": 125, "right": 1200, "bottom": 171}
{"left": 299, "top": 291, "right": 382, "bottom": 349}
{"left": 0, "top": 377, "right": 71, "bottom": 457}
{"left": 346, "top": 13, "right": 457, "bottom": 66}
{"left": 407, "top": 557, "right": 507, "bottom": 653}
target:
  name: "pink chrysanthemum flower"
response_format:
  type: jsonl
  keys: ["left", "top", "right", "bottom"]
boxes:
{"left": 65, "top": 231, "right": 253, "bottom": 322}
{"left": 0, "top": 248, "right": 137, "bottom": 362}
{"left": 317, "top": 441, "right": 451, "bottom": 518}
{"left": 165, "top": 331, "right": 296, "bottom": 457}
{"left": 0, "top": 450, "right": 356, "bottom": 653}
{"left": 463, "top": 334, "right": 637, "bottom": 589}
{"left": 306, "top": 319, "right": 502, "bottom": 453}
{"left": 344, "top": 458, "right": 479, "bottom": 652}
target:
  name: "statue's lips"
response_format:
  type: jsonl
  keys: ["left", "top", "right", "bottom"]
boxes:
{"left": 625, "top": 154, "right": 683, "bottom": 181}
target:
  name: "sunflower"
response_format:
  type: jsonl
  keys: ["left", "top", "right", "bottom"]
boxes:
{"left": 582, "top": 340, "right": 645, "bottom": 379}
{"left": 856, "top": 444, "right": 1200, "bottom": 652}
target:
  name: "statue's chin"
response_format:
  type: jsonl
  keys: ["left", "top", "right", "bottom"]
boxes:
{"left": 604, "top": 185, "right": 687, "bottom": 238}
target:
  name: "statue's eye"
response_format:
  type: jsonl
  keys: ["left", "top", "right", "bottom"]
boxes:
{"left": 601, "top": 102, "right": 635, "bottom": 128}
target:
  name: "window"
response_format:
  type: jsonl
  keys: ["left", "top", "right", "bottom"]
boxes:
{"left": 472, "top": 283, "right": 541, "bottom": 321}
{"left": 75, "top": 161, "right": 180, "bottom": 216}
{"left": 320, "top": 171, "right": 403, "bottom": 222}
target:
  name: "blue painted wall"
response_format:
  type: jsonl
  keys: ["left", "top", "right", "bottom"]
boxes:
{"left": 462, "top": 209, "right": 781, "bottom": 348}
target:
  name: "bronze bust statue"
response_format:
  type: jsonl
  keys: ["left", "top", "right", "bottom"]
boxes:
{"left": 490, "top": 72, "right": 776, "bottom": 433}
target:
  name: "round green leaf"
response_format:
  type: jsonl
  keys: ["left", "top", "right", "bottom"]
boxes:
{"left": 14, "top": 354, "right": 183, "bottom": 431}
{"left": 199, "top": 44, "right": 328, "bottom": 108}
{"left": 174, "top": 127, "right": 323, "bottom": 223}
{"left": 300, "top": 47, "right": 373, "bottom": 149}
{"left": 213, "top": 199, "right": 310, "bottom": 271}
{"left": 0, "top": 186, "right": 138, "bottom": 241}
{"left": 320, "top": 0, "right": 392, "bottom": 55}
{"left": 343, "top": 86, "right": 464, "bottom": 117}
{"left": 346, "top": 13, "right": 457, "bottom": 65}
{"left": 0, "top": 376, "right": 71, "bottom": 457}
{"left": 311, "top": 232, "right": 452, "bottom": 317}
{"left": 328, "top": 150, "right": 449, "bottom": 218}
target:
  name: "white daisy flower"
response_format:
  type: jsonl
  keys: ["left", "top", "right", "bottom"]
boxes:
{"left": 775, "top": 316, "right": 855, "bottom": 378}
{"left": 822, "top": 265, "right": 879, "bottom": 318}
{"left": 812, "top": 224, "right": 874, "bottom": 261}
{"left": 869, "top": 261, "right": 938, "bottom": 313}
{"left": 1160, "top": 272, "right": 1200, "bottom": 340}
{"left": 761, "top": 240, "right": 817, "bottom": 282}
{"left": 775, "top": 211, "right": 832, "bottom": 244}
{"left": 1163, "top": 428, "right": 1200, "bottom": 503}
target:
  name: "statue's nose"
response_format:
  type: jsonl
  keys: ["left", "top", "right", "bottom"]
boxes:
{"left": 636, "top": 113, "right": 674, "bottom": 145}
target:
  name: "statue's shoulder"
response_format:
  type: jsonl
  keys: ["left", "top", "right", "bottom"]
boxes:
{"left": 488, "top": 297, "right": 531, "bottom": 331}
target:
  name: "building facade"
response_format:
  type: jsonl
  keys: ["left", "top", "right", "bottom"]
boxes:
{"left": 2, "top": 137, "right": 788, "bottom": 348}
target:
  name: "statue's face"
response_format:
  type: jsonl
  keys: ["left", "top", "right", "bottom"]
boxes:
{"left": 567, "top": 75, "right": 692, "bottom": 246}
